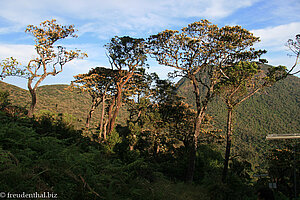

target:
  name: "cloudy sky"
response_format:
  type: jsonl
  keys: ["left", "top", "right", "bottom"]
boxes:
{"left": 0, "top": 0, "right": 299, "bottom": 88}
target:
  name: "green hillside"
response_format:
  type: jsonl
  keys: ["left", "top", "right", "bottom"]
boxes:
{"left": 2, "top": 72, "right": 299, "bottom": 160}
{"left": 2, "top": 71, "right": 299, "bottom": 145}
{"left": 1, "top": 74, "right": 299, "bottom": 199}
{"left": 176, "top": 71, "right": 300, "bottom": 166}
{"left": 0, "top": 81, "right": 127, "bottom": 129}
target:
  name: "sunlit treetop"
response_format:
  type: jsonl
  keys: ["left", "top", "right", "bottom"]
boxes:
{"left": 0, "top": 57, "right": 25, "bottom": 79}
{"left": 24, "top": 19, "right": 87, "bottom": 77}
{"left": 105, "top": 36, "right": 147, "bottom": 71}
{"left": 147, "top": 19, "right": 266, "bottom": 79}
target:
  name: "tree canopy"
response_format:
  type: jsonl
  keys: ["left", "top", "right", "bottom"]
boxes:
{"left": 0, "top": 19, "right": 87, "bottom": 117}
{"left": 0, "top": 19, "right": 298, "bottom": 199}
{"left": 148, "top": 19, "right": 266, "bottom": 182}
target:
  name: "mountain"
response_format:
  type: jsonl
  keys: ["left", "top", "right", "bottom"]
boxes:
{"left": 176, "top": 69, "right": 300, "bottom": 166}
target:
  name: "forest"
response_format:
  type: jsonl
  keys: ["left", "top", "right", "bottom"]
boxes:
{"left": 0, "top": 19, "right": 299, "bottom": 199}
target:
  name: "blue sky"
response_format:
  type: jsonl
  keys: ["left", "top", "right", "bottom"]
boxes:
{"left": 0, "top": 0, "right": 299, "bottom": 89}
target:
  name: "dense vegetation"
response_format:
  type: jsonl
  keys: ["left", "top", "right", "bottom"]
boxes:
{"left": 1, "top": 73, "right": 299, "bottom": 199}
{"left": 1, "top": 19, "right": 299, "bottom": 199}
{"left": 0, "top": 89, "right": 250, "bottom": 199}
{"left": 177, "top": 66, "right": 300, "bottom": 167}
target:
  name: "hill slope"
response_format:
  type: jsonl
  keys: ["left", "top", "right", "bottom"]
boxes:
{"left": 0, "top": 82, "right": 127, "bottom": 129}
{"left": 1, "top": 72, "right": 299, "bottom": 166}
{"left": 176, "top": 72, "right": 300, "bottom": 165}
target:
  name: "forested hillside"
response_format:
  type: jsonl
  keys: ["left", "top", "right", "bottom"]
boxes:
{"left": 1, "top": 19, "right": 299, "bottom": 200}
{"left": 2, "top": 72, "right": 299, "bottom": 165}
{"left": 1, "top": 73, "right": 299, "bottom": 199}
{"left": 176, "top": 69, "right": 300, "bottom": 166}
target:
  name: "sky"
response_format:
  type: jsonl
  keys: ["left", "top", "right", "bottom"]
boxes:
{"left": 0, "top": 0, "right": 299, "bottom": 89}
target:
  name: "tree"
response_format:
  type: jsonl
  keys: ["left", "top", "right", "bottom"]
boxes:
{"left": 147, "top": 19, "right": 265, "bottom": 182}
{"left": 216, "top": 61, "right": 284, "bottom": 182}
{"left": 0, "top": 19, "right": 87, "bottom": 117}
{"left": 71, "top": 36, "right": 147, "bottom": 139}
{"left": 127, "top": 78, "right": 197, "bottom": 156}
{"left": 70, "top": 67, "right": 115, "bottom": 131}
{"left": 103, "top": 36, "right": 147, "bottom": 136}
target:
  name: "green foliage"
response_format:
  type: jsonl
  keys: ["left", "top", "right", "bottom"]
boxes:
{"left": 106, "top": 36, "right": 147, "bottom": 70}
{"left": 265, "top": 65, "right": 288, "bottom": 83}
{"left": 0, "top": 18, "right": 299, "bottom": 199}
{"left": 0, "top": 113, "right": 146, "bottom": 199}
{"left": 267, "top": 141, "right": 300, "bottom": 198}
{"left": 217, "top": 61, "right": 260, "bottom": 90}
{"left": 177, "top": 68, "right": 300, "bottom": 170}
{"left": 103, "top": 129, "right": 122, "bottom": 153}
{"left": 0, "top": 90, "right": 10, "bottom": 108}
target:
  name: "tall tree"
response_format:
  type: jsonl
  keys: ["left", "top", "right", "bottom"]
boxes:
{"left": 104, "top": 36, "right": 147, "bottom": 136}
{"left": 72, "top": 36, "right": 147, "bottom": 138}
{"left": 71, "top": 66, "right": 150, "bottom": 139}
{"left": 0, "top": 19, "right": 87, "bottom": 117}
{"left": 147, "top": 20, "right": 265, "bottom": 182}
{"left": 216, "top": 61, "right": 284, "bottom": 182}
{"left": 70, "top": 67, "right": 115, "bottom": 131}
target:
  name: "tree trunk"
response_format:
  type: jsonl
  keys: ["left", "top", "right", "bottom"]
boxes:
{"left": 103, "top": 119, "right": 108, "bottom": 140}
{"left": 107, "top": 87, "right": 122, "bottom": 135}
{"left": 27, "top": 77, "right": 37, "bottom": 118}
{"left": 186, "top": 74, "right": 208, "bottom": 183}
{"left": 185, "top": 105, "right": 207, "bottom": 183}
{"left": 186, "top": 135, "right": 197, "bottom": 183}
{"left": 98, "top": 95, "right": 106, "bottom": 138}
{"left": 86, "top": 98, "right": 99, "bottom": 130}
{"left": 129, "top": 145, "right": 134, "bottom": 151}
{"left": 28, "top": 88, "right": 37, "bottom": 118}
{"left": 27, "top": 74, "right": 47, "bottom": 118}
{"left": 222, "top": 107, "right": 233, "bottom": 183}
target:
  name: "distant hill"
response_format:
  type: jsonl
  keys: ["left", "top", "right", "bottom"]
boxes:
{"left": 176, "top": 67, "right": 300, "bottom": 166}
{"left": 0, "top": 81, "right": 127, "bottom": 129}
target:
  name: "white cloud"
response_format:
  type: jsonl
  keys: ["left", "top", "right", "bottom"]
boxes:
{"left": 251, "top": 22, "right": 300, "bottom": 72}
{"left": 270, "top": 0, "right": 300, "bottom": 21}
{"left": 200, "top": 0, "right": 257, "bottom": 18}
{"left": 252, "top": 22, "right": 300, "bottom": 51}
{"left": 0, "top": 44, "right": 35, "bottom": 64}
{"left": 0, "top": 0, "right": 259, "bottom": 37}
